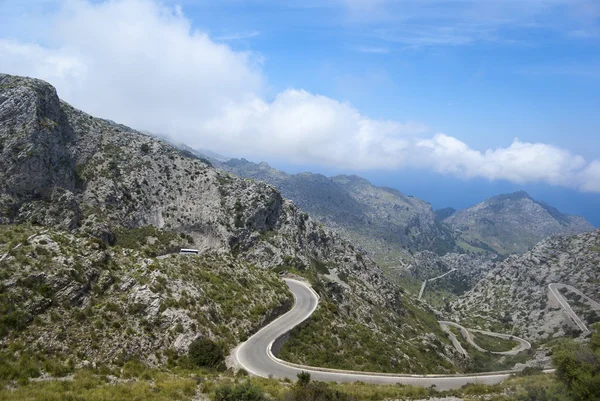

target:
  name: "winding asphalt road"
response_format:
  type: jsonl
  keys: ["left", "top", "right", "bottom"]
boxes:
{"left": 418, "top": 269, "right": 456, "bottom": 300}
{"left": 548, "top": 283, "right": 600, "bottom": 335}
{"left": 234, "top": 279, "right": 549, "bottom": 390}
{"left": 438, "top": 321, "right": 531, "bottom": 356}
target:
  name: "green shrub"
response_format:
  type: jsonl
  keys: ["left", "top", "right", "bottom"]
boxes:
{"left": 188, "top": 338, "right": 224, "bottom": 369}
{"left": 552, "top": 326, "right": 600, "bottom": 401}
{"left": 0, "top": 310, "right": 30, "bottom": 336}
{"left": 121, "top": 359, "right": 150, "bottom": 379}
{"left": 297, "top": 371, "right": 311, "bottom": 386}
{"left": 42, "top": 358, "right": 74, "bottom": 377}
{"left": 290, "top": 381, "right": 355, "bottom": 401}
{"left": 591, "top": 323, "right": 600, "bottom": 352}
{"left": 214, "top": 382, "right": 265, "bottom": 401}
{"left": 312, "top": 260, "right": 330, "bottom": 275}
{"left": 516, "top": 366, "right": 544, "bottom": 377}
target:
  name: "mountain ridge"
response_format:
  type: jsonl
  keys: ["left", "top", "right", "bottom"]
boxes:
{"left": 444, "top": 190, "right": 594, "bottom": 255}
{"left": 221, "top": 157, "right": 459, "bottom": 268}
{"left": 218, "top": 156, "right": 594, "bottom": 262}
{"left": 0, "top": 73, "right": 459, "bottom": 374}
{"left": 450, "top": 228, "right": 600, "bottom": 340}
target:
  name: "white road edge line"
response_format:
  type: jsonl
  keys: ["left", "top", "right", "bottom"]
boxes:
{"left": 234, "top": 277, "right": 557, "bottom": 385}
{"left": 235, "top": 278, "right": 318, "bottom": 378}
{"left": 548, "top": 283, "right": 592, "bottom": 334}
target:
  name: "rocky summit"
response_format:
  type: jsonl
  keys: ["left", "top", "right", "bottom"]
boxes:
{"left": 444, "top": 191, "right": 594, "bottom": 255}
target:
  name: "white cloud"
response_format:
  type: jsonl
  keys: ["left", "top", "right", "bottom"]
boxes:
{"left": 199, "top": 89, "right": 425, "bottom": 168}
{"left": 355, "top": 45, "right": 390, "bottom": 54}
{"left": 416, "top": 135, "right": 592, "bottom": 188}
{"left": 0, "top": 0, "right": 599, "bottom": 193}
{"left": 0, "top": 0, "right": 264, "bottom": 135}
{"left": 579, "top": 161, "right": 600, "bottom": 192}
{"left": 214, "top": 31, "right": 261, "bottom": 41}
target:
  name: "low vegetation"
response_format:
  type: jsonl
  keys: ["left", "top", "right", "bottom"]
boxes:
{"left": 1, "top": 330, "right": 599, "bottom": 401}
{"left": 471, "top": 331, "right": 520, "bottom": 352}
{"left": 447, "top": 326, "right": 536, "bottom": 373}
{"left": 0, "top": 224, "right": 291, "bottom": 376}
{"left": 0, "top": 325, "right": 597, "bottom": 400}
{"left": 279, "top": 293, "right": 457, "bottom": 374}
{"left": 0, "top": 370, "right": 197, "bottom": 401}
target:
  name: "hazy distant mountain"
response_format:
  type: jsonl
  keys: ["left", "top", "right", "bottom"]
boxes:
{"left": 177, "top": 144, "right": 230, "bottom": 163}
{"left": 435, "top": 207, "right": 457, "bottom": 221}
{"left": 221, "top": 160, "right": 596, "bottom": 265}
{"left": 444, "top": 191, "right": 595, "bottom": 255}
{"left": 222, "top": 158, "right": 458, "bottom": 268}
{"left": 142, "top": 131, "right": 230, "bottom": 163}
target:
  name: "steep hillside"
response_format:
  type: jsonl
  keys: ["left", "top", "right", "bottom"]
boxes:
{"left": 0, "top": 73, "right": 458, "bottom": 374}
{"left": 389, "top": 251, "right": 495, "bottom": 309}
{"left": 0, "top": 224, "right": 291, "bottom": 368}
{"left": 444, "top": 191, "right": 594, "bottom": 255}
{"left": 222, "top": 158, "right": 458, "bottom": 267}
{"left": 450, "top": 229, "right": 600, "bottom": 341}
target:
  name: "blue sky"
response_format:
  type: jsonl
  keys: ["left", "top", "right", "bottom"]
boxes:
{"left": 184, "top": 0, "right": 600, "bottom": 157}
{"left": 1, "top": 0, "right": 599, "bottom": 224}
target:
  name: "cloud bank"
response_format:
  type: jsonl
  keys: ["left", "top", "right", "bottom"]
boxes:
{"left": 0, "top": 0, "right": 599, "bottom": 192}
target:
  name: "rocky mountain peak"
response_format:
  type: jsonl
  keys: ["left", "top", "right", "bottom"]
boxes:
{"left": 444, "top": 191, "right": 594, "bottom": 255}
{"left": 488, "top": 190, "right": 531, "bottom": 202}
{"left": 0, "top": 74, "right": 78, "bottom": 215}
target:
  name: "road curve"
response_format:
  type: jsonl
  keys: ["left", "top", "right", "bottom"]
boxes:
{"left": 439, "top": 322, "right": 468, "bottom": 358}
{"left": 438, "top": 321, "right": 531, "bottom": 356}
{"left": 418, "top": 269, "right": 456, "bottom": 300}
{"left": 234, "top": 278, "right": 548, "bottom": 390}
{"left": 548, "top": 283, "right": 600, "bottom": 334}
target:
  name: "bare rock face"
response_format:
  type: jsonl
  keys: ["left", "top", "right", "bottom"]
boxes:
{"left": 444, "top": 191, "right": 595, "bottom": 255}
{"left": 0, "top": 75, "right": 79, "bottom": 226}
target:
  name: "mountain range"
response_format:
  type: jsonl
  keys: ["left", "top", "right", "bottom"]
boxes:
{"left": 216, "top": 158, "right": 594, "bottom": 265}
{"left": 1, "top": 73, "right": 597, "bottom": 382}
{"left": 0, "top": 73, "right": 458, "bottom": 374}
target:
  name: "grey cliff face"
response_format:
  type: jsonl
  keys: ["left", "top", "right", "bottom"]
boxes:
{"left": 0, "top": 75, "right": 79, "bottom": 228}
